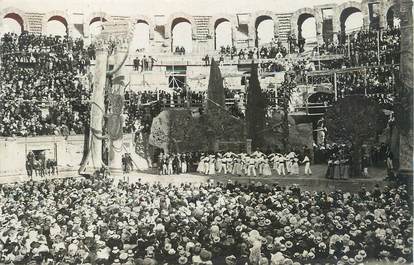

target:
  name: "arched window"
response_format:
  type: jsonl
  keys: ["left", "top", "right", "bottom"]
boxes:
{"left": 130, "top": 20, "right": 150, "bottom": 52}
{"left": 171, "top": 18, "right": 192, "bottom": 53}
{"left": 214, "top": 19, "right": 232, "bottom": 50}
{"left": 386, "top": 6, "right": 400, "bottom": 29}
{"left": 298, "top": 14, "right": 317, "bottom": 48}
{"left": 2, "top": 13, "right": 24, "bottom": 34}
{"left": 340, "top": 7, "right": 363, "bottom": 35}
{"left": 46, "top": 15, "right": 68, "bottom": 36}
{"left": 89, "top": 17, "right": 107, "bottom": 37}
{"left": 256, "top": 16, "right": 274, "bottom": 47}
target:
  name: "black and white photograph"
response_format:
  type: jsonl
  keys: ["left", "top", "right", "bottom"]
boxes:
{"left": 0, "top": 0, "right": 412, "bottom": 264}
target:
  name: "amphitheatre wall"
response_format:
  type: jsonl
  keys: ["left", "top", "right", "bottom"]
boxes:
{"left": 0, "top": 0, "right": 399, "bottom": 53}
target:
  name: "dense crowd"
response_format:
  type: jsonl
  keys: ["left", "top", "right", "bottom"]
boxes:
{"left": 336, "top": 65, "right": 397, "bottom": 100}
{"left": 347, "top": 28, "right": 400, "bottom": 67}
{"left": 290, "top": 27, "right": 400, "bottom": 69}
{"left": 214, "top": 41, "right": 288, "bottom": 63}
{"left": 0, "top": 176, "right": 411, "bottom": 265}
{"left": 313, "top": 41, "right": 346, "bottom": 57}
{"left": 0, "top": 26, "right": 401, "bottom": 137}
{"left": 0, "top": 32, "right": 91, "bottom": 137}
{"left": 0, "top": 33, "right": 160, "bottom": 137}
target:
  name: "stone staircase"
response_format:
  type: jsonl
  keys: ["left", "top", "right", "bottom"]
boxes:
{"left": 277, "top": 13, "right": 292, "bottom": 43}
{"left": 25, "top": 12, "right": 44, "bottom": 34}
{"left": 193, "top": 16, "right": 211, "bottom": 41}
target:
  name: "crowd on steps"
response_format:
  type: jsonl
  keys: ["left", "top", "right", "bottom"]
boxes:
{"left": 0, "top": 26, "right": 401, "bottom": 137}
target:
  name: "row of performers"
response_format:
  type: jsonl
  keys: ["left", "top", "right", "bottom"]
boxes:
{"left": 196, "top": 151, "right": 312, "bottom": 177}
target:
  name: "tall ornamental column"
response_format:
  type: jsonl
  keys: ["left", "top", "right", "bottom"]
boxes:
{"left": 108, "top": 40, "right": 130, "bottom": 175}
{"left": 84, "top": 37, "right": 110, "bottom": 174}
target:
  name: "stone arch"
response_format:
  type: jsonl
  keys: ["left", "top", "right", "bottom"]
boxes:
{"left": 165, "top": 12, "right": 196, "bottom": 39}
{"left": 250, "top": 11, "right": 279, "bottom": 47}
{"left": 42, "top": 10, "right": 73, "bottom": 35}
{"left": 382, "top": 0, "right": 399, "bottom": 28}
{"left": 290, "top": 8, "right": 322, "bottom": 40}
{"left": 84, "top": 11, "right": 112, "bottom": 36}
{"left": 0, "top": 7, "right": 28, "bottom": 33}
{"left": 334, "top": 1, "right": 363, "bottom": 33}
{"left": 209, "top": 14, "right": 237, "bottom": 49}
{"left": 132, "top": 15, "right": 154, "bottom": 40}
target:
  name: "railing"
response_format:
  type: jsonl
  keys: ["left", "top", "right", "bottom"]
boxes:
{"left": 304, "top": 64, "right": 398, "bottom": 101}
{"left": 294, "top": 102, "right": 332, "bottom": 116}
{"left": 125, "top": 52, "right": 348, "bottom": 68}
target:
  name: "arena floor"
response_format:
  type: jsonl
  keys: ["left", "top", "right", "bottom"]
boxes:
{"left": 0, "top": 165, "right": 388, "bottom": 192}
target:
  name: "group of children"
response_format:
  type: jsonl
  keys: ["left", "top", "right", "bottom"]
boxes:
{"left": 196, "top": 150, "right": 312, "bottom": 177}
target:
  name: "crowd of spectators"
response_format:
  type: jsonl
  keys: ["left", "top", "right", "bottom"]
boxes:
{"left": 0, "top": 32, "right": 163, "bottom": 138}
{"left": 347, "top": 28, "right": 400, "bottom": 67}
{"left": 217, "top": 42, "right": 288, "bottom": 61}
{"left": 0, "top": 32, "right": 91, "bottom": 137}
{"left": 336, "top": 65, "right": 397, "bottom": 99}
{"left": 0, "top": 25, "right": 401, "bottom": 137}
{"left": 313, "top": 41, "right": 346, "bottom": 57}
{"left": 0, "top": 176, "right": 411, "bottom": 265}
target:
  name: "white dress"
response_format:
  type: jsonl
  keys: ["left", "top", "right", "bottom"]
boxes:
{"left": 181, "top": 161, "right": 187, "bottom": 173}
{"left": 262, "top": 161, "right": 272, "bottom": 176}
{"left": 291, "top": 159, "right": 299, "bottom": 175}
{"left": 197, "top": 156, "right": 205, "bottom": 173}
{"left": 208, "top": 158, "right": 216, "bottom": 175}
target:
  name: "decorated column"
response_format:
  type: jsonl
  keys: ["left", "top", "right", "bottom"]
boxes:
{"left": 108, "top": 40, "right": 130, "bottom": 175}
{"left": 80, "top": 37, "right": 110, "bottom": 174}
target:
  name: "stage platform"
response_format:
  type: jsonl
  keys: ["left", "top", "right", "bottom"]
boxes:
{"left": 0, "top": 165, "right": 391, "bottom": 192}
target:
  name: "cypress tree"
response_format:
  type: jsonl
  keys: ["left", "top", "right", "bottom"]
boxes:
{"left": 246, "top": 63, "right": 266, "bottom": 149}
{"left": 206, "top": 58, "right": 225, "bottom": 111}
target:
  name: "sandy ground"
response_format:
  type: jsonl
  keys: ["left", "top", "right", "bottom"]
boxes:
{"left": 0, "top": 164, "right": 388, "bottom": 192}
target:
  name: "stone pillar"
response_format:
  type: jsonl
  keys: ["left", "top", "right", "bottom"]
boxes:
{"left": 316, "top": 21, "right": 324, "bottom": 45}
{"left": 397, "top": 0, "right": 413, "bottom": 180}
{"left": 108, "top": 41, "right": 129, "bottom": 175}
{"left": 83, "top": 38, "right": 109, "bottom": 174}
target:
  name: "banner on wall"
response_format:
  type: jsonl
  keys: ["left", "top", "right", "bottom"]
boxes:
{"left": 101, "top": 21, "right": 130, "bottom": 38}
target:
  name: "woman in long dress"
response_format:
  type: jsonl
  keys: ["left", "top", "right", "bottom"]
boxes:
{"left": 197, "top": 155, "right": 205, "bottom": 173}
{"left": 181, "top": 154, "right": 187, "bottom": 173}
{"left": 204, "top": 156, "right": 210, "bottom": 175}
{"left": 262, "top": 159, "right": 272, "bottom": 176}
{"left": 333, "top": 156, "right": 341, "bottom": 179}
{"left": 232, "top": 157, "right": 242, "bottom": 176}
{"left": 208, "top": 155, "right": 216, "bottom": 175}
{"left": 291, "top": 157, "right": 299, "bottom": 175}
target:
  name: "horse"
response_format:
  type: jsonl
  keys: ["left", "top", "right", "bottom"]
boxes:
{"left": 33, "top": 159, "right": 46, "bottom": 177}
